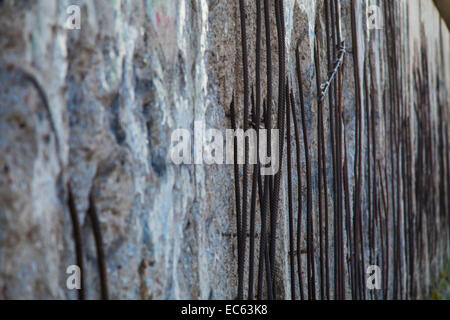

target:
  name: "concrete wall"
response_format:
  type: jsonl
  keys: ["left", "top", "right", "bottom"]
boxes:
{"left": 0, "top": 0, "right": 448, "bottom": 299}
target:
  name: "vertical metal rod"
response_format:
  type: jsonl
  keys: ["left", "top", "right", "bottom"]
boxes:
{"left": 286, "top": 82, "right": 296, "bottom": 300}
{"left": 269, "top": 0, "right": 287, "bottom": 298}
{"left": 248, "top": 0, "right": 263, "bottom": 300}
{"left": 67, "top": 185, "right": 85, "bottom": 300}
{"left": 87, "top": 191, "right": 109, "bottom": 300}
{"left": 257, "top": 0, "right": 275, "bottom": 300}
{"left": 324, "top": 0, "right": 334, "bottom": 300}
{"left": 230, "top": 96, "right": 243, "bottom": 299}
{"left": 238, "top": 0, "right": 250, "bottom": 300}
{"left": 290, "top": 90, "right": 305, "bottom": 300}
{"left": 296, "top": 43, "right": 316, "bottom": 301}
{"left": 350, "top": 0, "right": 365, "bottom": 300}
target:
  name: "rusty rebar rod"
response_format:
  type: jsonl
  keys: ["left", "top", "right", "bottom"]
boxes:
{"left": 290, "top": 90, "right": 305, "bottom": 300}
{"left": 296, "top": 42, "right": 316, "bottom": 301}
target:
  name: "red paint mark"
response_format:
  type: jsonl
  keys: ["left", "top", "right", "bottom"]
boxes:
{"left": 155, "top": 8, "right": 176, "bottom": 30}
{"left": 155, "top": 12, "right": 161, "bottom": 28}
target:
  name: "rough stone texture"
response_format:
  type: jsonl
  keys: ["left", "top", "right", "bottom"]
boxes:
{"left": 0, "top": 0, "right": 449, "bottom": 300}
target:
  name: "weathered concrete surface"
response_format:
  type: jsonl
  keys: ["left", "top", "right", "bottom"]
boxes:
{"left": 0, "top": 0, "right": 448, "bottom": 299}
